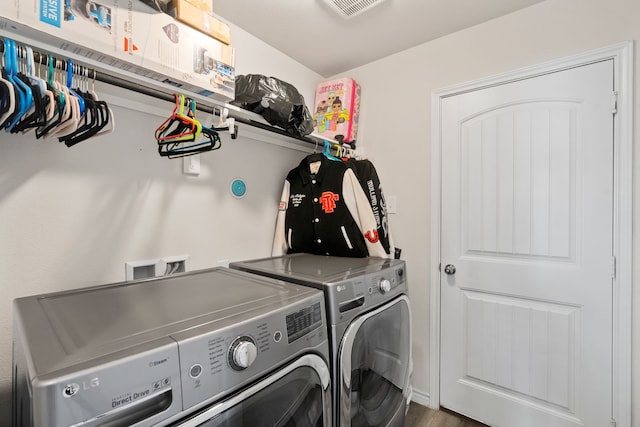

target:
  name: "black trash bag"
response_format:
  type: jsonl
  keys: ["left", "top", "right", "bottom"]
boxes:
{"left": 231, "top": 74, "right": 314, "bottom": 137}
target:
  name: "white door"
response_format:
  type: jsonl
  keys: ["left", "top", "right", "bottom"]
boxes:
{"left": 439, "top": 60, "right": 614, "bottom": 427}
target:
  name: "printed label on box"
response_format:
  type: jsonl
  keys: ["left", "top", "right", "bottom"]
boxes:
{"left": 40, "top": 0, "right": 62, "bottom": 27}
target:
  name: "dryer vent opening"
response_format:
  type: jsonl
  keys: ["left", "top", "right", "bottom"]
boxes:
{"left": 321, "top": 0, "right": 388, "bottom": 19}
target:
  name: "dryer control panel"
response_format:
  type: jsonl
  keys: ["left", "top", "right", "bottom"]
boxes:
{"left": 325, "top": 261, "right": 407, "bottom": 324}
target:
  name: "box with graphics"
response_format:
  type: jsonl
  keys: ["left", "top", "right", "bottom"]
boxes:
{"left": 313, "top": 77, "right": 360, "bottom": 143}
{"left": 0, "top": 0, "right": 235, "bottom": 101}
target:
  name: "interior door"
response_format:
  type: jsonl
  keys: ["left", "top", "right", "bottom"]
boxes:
{"left": 439, "top": 60, "right": 614, "bottom": 426}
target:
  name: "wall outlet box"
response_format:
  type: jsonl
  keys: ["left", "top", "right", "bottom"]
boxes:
{"left": 161, "top": 255, "right": 190, "bottom": 275}
{"left": 125, "top": 254, "right": 189, "bottom": 280}
{"left": 125, "top": 259, "right": 163, "bottom": 281}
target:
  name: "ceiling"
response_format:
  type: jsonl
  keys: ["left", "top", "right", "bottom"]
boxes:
{"left": 213, "top": 0, "right": 547, "bottom": 77}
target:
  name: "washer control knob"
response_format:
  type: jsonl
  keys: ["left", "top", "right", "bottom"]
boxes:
{"left": 229, "top": 337, "right": 258, "bottom": 370}
{"left": 379, "top": 278, "right": 392, "bottom": 293}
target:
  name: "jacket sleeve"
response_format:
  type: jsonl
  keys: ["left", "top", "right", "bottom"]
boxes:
{"left": 271, "top": 180, "right": 291, "bottom": 256}
{"left": 342, "top": 169, "right": 389, "bottom": 258}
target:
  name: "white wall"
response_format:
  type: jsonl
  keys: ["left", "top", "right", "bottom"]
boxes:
{"left": 3, "top": 0, "right": 639, "bottom": 424}
{"left": 347, "top": 0, "right": 639, "bottom": 420}
{"left": 0, "top": 23, "right": 322, "bottom": 424}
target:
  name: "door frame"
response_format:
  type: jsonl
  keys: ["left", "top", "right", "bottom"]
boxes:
{"left": 429, "top": 41, "right": 633, "bottom": 426}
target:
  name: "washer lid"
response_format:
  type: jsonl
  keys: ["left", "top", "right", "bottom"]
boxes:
{"left": 230, "top": 254, "right": 405, "bottom": 288}
{"left": 14, "top": 268, "right": 321, "bottom": 375}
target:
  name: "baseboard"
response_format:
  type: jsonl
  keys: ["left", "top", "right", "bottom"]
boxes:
{"left": 410, "top": 388, "right": 430, "bottom": 407}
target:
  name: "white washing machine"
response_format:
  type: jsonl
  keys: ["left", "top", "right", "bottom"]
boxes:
{"left": 12, "top": 267, "right": 331, "bottom": 426}
{"left": 230, "top": 254, "right": 412, "bottom": 427}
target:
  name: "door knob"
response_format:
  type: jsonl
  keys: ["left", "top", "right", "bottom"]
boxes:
{"left": 443, "top": 264, "right": 456, "bottom": 275}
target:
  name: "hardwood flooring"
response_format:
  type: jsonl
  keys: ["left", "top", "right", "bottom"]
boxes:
{"left": 404, "top": 402, "right": 489, "bottom": 427}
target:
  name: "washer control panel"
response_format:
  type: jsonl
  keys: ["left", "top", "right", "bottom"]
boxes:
{"left": 176, "top": 293, "right": 327, "bottom": 410}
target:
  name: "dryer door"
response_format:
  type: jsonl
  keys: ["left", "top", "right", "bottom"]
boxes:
{"left": 338, "top": 295, "right": 412, "bottom": 427}
{"left": 173, "top": 354, "right": 331, "bottom": 427}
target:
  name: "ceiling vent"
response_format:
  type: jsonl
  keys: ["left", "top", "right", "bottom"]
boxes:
{"left": 322, "top": 0, "right": 388, "bottom": 19}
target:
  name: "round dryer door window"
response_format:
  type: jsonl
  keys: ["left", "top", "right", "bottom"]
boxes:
{"left": 339, "top": 296, "right": 412, "bottom": 427}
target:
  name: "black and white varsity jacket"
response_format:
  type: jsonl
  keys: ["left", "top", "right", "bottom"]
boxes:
{"left": 272, "top": 153, "right": 388, "bottom": 258}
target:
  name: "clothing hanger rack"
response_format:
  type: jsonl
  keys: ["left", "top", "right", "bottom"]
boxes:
{"left": 0, "top": 36, "right": 342, "bottom": 149}
{"left": 0, "top": 36, "right": 360, "bottom": 154}
{"left": 0, "top": 37, "right": 115, "bottom": 144}
{"left": 0, "top": 38, "right": 223, "bottom": 122}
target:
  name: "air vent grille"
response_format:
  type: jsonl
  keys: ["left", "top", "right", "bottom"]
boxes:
{"left": 322, "top": 0, "right": 388, "bottom": 19}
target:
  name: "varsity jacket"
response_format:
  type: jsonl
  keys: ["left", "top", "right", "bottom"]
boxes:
{"left": 346, "top": 158, "right": 394, "bottom": 256}
{"left": 272, "top": 153, "right": 388, "bottom": 258}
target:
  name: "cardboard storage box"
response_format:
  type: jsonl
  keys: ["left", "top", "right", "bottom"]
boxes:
{"left": 169, "top": 0, "right": 231, "bottom": 45}
{"left": 0, "top": 0, "right": 235, "bottom": 101}
{"left": 138, "top": 0, "right": 230, "bottom": 45}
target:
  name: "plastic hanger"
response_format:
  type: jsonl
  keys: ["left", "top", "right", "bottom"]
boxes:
{"left": 157, "top": 94, "right": 223, "bottom": 158}
{"left": 26, "top": 47, "right": 53, "bottom": 125}
{"left": 2, "top": 40, "right": 28, "bottom": 131}
{"left": 5, "top": 39, "right": 33, "bottom": 132}
{"left": 323, "top": 140, "right": 341, "bottom": 161}
{"left": 45, "top": 59, "right": 77, "bottom": 137}
{"left": 60, "top": 68, "right": 111, "bottom": 146}
{"left": 84, "top": 69, "right": 114, "bottom": 138}
{"left": 0, "top": 41, "right": 16, "bottom": 127}
{"left": 36, "top": 55, "right": 65, "bottom": 138}
{"left": 51, "top": 60, "right": 85, "bottom": 137}
{"left": 155, "top": 93, "right": 201, "bottom": 143}
{"left": 33, "top": 50, "right": 55, "bottom": 122}
{"left": 12, "top": 45, "right": 48, "bottom": 133}
{"left": 44, "top": 58, "right": 81, "bottom": 138}
{"left": 63, "top": 67, "right": 115, "bottom": 143}
{"left": 158, "top": 129, "right": 221, "bottom": 158}
{"left": 60, "top": 65, "right": 95, "bottom": 141}
{"left": 41, "top": 60, "right": 113, "bottom": 146}
{"left": 66, "top": 59, "right": 85, "bottom": 116}
{"left": 0, "top": 73, "right": 13, "bottom": 125}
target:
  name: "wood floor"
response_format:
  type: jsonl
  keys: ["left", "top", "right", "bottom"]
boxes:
{"left": 405, "top": 402, "right": 488, "bottom": 427}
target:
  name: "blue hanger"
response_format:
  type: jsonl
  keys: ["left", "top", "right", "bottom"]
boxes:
{"left": 2, "top": 39, "right": 20, "bottom": 130}
{"left": 66, "top": 58, "right": 85, "bottom": 116}
{"left": 5, "top": 39, "right": 33, "bottom": 131}
{"left": 323, "top": 140, "right": 341, "bottom": 161}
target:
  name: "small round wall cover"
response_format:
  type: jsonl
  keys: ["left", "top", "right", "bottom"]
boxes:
{"left": 230, "top": 178, "right": 247, "bottom": 198}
